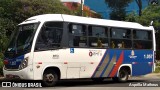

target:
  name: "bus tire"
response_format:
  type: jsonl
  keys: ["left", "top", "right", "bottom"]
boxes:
{"left": 42, "top": 70, "right": 58, "bottom": 87}
{"left": 112, "top": 69, "right": 129, "bottom": 82}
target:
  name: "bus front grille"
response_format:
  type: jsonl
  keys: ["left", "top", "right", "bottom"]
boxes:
{"left": 4, "top": 65, "right": 19, "bottom": 70}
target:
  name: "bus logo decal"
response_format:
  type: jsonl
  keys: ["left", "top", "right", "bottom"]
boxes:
{"left": 89, "top": 51, "right": 92, "bottom": 57}
{"left": 129, "top": 50, "right": 137, "bottom": 59}
{"left": 53, "top": 55, "right": 59, "bottom": 59}
{"left": 70, "top": 48, "right": 74, "bottom": 53}
{"left": 89, "top": 50, "right": 102, "bottom": 57}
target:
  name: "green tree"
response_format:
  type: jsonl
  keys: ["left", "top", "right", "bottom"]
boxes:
{"left": 0, "top": 0, "right": 72, "bottom": 23}
{"left": 138, "top": 5, "right": 160, "bottom": 29}
{"left": 0, "top": 0, "right": 72, "bottom": 37}
{"left": 139, "top": 5, "right": 160, "bottom": 60}
{"left": 136, "top": 0, "right": 160, "bottom": 16}
{"left": 0, "top": 18, "right": 10, "bottom": 75}
{"left": 125, "top": 11, "right": 137, "bottom": 22}
{"left": 105, "top": 0, "right": 133, "bottom": 20}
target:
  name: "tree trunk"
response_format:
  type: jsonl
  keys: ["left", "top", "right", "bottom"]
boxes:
{"left": 135, "top": 0, "right": 142, "bottom": 16}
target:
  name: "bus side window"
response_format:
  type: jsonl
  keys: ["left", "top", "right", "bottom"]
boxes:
{"left": 110, "top": 28, "right": 132, "bottom": 49}
{"left": 134, "top": 42, "right": 143, "bottom": 49}
{"left": 68, "top": 25, "right": 74, "bottom": 47}
{"left": 88, "top": 26, "right": 108, "bottom": 48}
{"left": 35, "top": 22, "right": 63, "bottom": 50}
{"left": 68, "top": 24, "right": 87, "bottom": 47}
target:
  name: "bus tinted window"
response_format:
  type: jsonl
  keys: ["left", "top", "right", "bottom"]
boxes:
{"left": 110, "top": 28, "right": 132, "bottom": 49}
{"left": 110, "top": 28, "right": 131, "bottom": 39}
{"left": 133, "top": 30, "right": 152, "bottom": 40}
{"left": 133, "top": 30, "right": 152, "bottom": 49}
{"left": 88, "top": 26, "right": 108, "bottom": 37}
{"left": 88, "top": 26, "right": 108, "bottom": 48}
{"left": 69, "top": 24, "right": 87, "bottom": 47}
{"left": 35, "top": 22, "right": 63, "bottom": 50}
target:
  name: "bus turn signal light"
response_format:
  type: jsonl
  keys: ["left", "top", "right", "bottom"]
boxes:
{"left": 3, "top": 60, "right": 9, "bottom": 65}
{"left": 38, "top": 62, "right": 42, "bottom": 64}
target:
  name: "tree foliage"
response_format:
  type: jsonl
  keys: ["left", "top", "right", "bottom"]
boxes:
{"left": 0, "top": 0, "right": 72, "bottom": 23}
{"left": 125, "top": 11, "right": 137, "bottom": 22}
{"left": 138, "top": 5, "right": 160, "bottom": 29}
{"left": 105, "top": 0, "right": 132, "bottom": 20}
{"left": 139, "top": 5, "right": 160, "bottom": 60}
{"left": 136, "top": 0, "right": 160, "bottom": 16}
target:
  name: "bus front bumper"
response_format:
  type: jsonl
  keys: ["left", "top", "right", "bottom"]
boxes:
{"left": 3, "top": 66, "right": 33, "bottom": 80}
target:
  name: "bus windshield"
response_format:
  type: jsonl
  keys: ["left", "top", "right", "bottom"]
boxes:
{"left": 5, "top": 23, "right": 40, "bottom": 58}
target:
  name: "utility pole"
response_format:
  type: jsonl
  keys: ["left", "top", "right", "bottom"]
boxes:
{"left": 81, "top": 0, "right": 84, "bottom": 16}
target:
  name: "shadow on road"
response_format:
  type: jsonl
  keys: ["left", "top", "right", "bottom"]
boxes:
{"left": 0, "top": 78, "right": 147, "bottom": 87}
{"left": 56, "top": 79, "right": 146, "bottom": 87}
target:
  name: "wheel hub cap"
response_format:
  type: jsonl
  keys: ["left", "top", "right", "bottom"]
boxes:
{"left": 46, "top": 74, "right": 54, "bottom": 82}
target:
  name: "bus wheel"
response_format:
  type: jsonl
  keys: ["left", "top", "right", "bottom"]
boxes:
{"left": 42, "top": 70, "right": 58, "bottom": 87}
{"left": 92, "top": 78, "right": 104, "bottom": 83}
{"left": 112, "top": 69, "right": 129, "bottom": 82}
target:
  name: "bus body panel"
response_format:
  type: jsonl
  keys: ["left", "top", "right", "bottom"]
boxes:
{"left": 32, "top": 48, "right": 153, "bottom": 80}
{"left": 3, "top": 48, "right": 154, "bottom": 80}
{"left": 32, "top": 48, "right": 104, "bottom": 79}
{"left": 129, "top": 50, "right": 153, "bottom": 76}
{"left": 92, "top": 49, "right": 153, "bottom": 78}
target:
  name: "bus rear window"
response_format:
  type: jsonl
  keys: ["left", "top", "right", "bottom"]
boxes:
{"left": 133, "top": 30, "right": 153, "bottom": 49}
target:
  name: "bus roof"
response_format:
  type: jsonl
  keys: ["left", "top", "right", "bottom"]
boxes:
{"left": 20, "top": 14, "right": 153, "bottom": 30}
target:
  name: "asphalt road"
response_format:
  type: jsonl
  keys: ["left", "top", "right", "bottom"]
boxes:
{"left": 0, "top": 75, "right": 160, "bottom": 90}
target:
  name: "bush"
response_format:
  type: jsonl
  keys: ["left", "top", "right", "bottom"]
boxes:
{"left": 0, "top": 53, "right": 4, "bottom": 76}
{"left": 154, "top": 61, "right": 160, "bottom": 73}
{"left": 156, "top": 50, "right": 160, "bottom": 60}
{"left": 154, "top": 67, "right": 160, "bottom": 73}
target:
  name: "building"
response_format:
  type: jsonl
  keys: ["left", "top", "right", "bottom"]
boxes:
{"left": 61, "top": 0, "right": 84, "bottom": 4}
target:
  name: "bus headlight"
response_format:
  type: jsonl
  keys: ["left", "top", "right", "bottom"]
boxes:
{"left": 19, "top": 57, "right": 28, "bottom": 70}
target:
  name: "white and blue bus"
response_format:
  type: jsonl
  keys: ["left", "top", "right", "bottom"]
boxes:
{"left": 3, "top": 14, "right": 156, "bottom": 86}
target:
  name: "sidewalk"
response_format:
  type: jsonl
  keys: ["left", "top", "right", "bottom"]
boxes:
{"left": 144, "top": 73, "right": 160, "bottom": 78}
{"left": 0, "top": 77, "right": 4, "bottom": 80}
{"left": 0, "top": 75, "right": 4, "bottom": 80}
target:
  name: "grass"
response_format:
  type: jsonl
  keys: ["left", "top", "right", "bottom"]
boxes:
{"left": 154, "top": 61, "right": 160, "bottom": 73}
